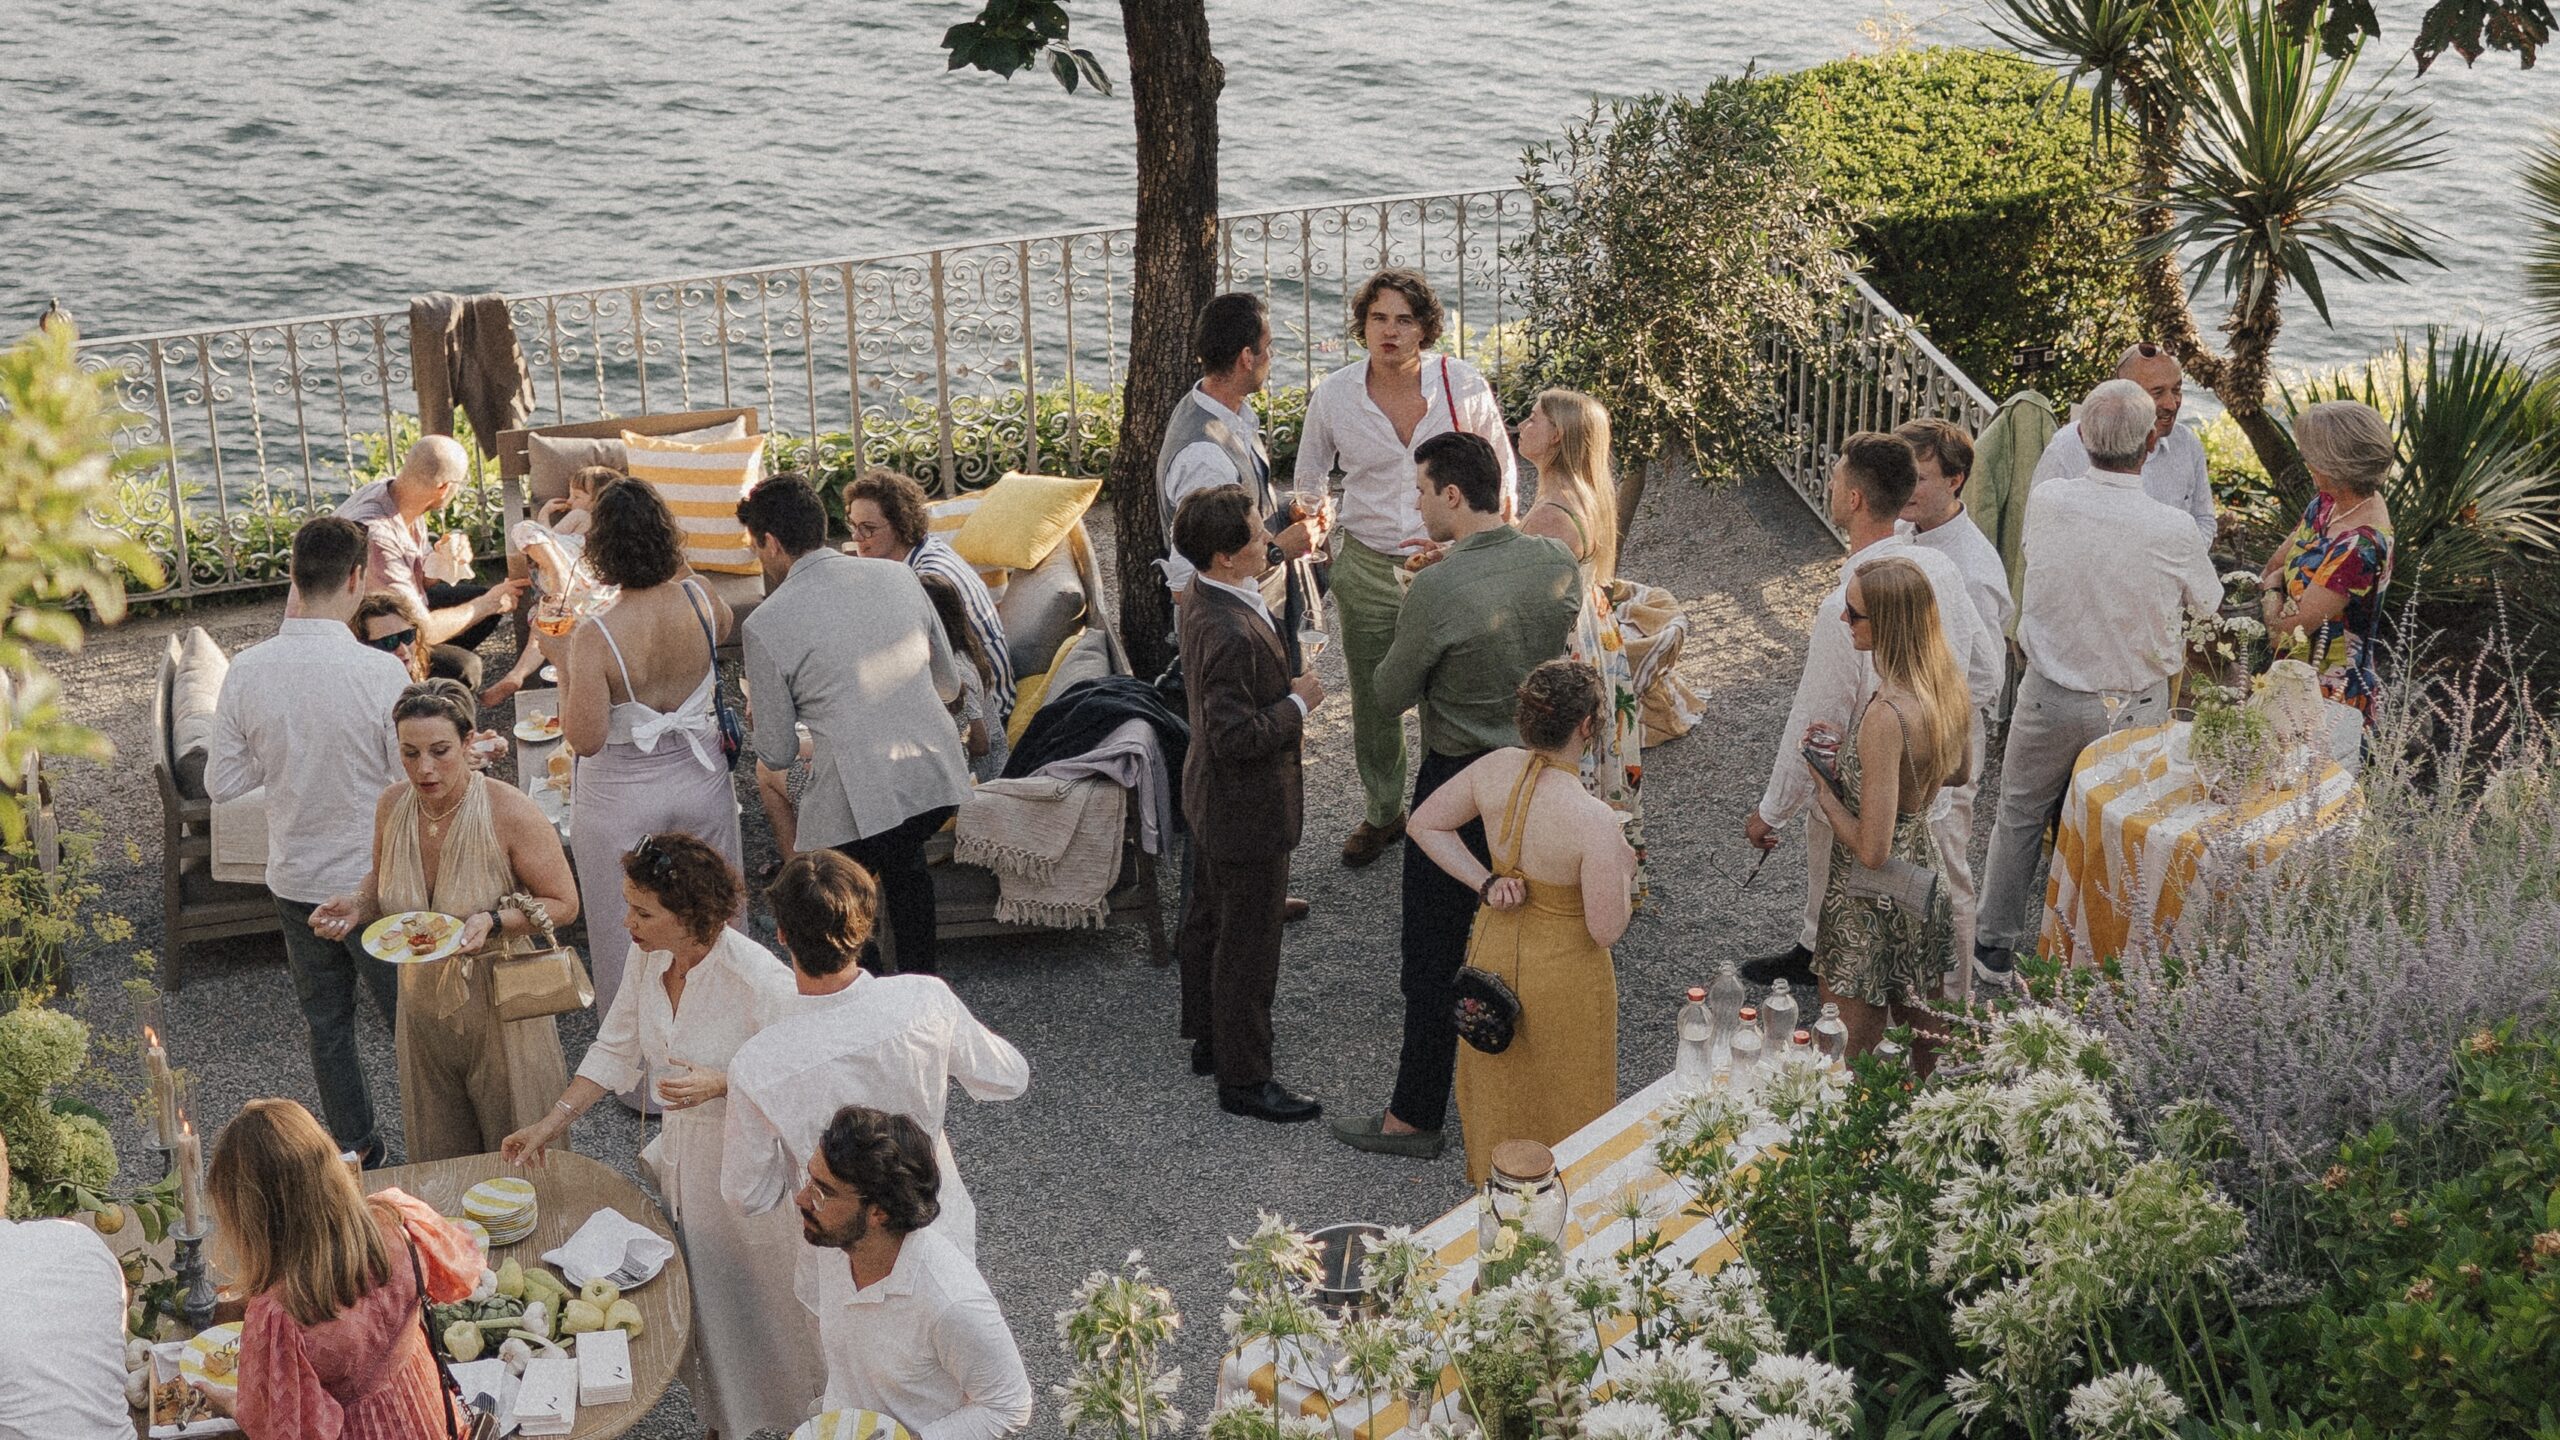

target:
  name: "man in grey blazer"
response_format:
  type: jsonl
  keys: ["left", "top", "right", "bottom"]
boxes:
{"left": 737, "top": 474, "right": 970, "bottom": 975}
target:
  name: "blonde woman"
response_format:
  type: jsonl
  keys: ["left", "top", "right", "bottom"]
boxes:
{"left": 1514, "top": 388, "right": 1645, "bottom": 898}
{"left": 2260, "top": 399, "right": 2396, "bottom": 749}
{"left": 1805, "top": 558, "right": 1972, "bottom": 1056}
{"left": 209, "top": 1099, "right": 481, "bottom": 1439}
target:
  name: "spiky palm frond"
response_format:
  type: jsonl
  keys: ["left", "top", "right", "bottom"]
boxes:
{"left": 1984, "top": 0, "right": 2196, "bottom": 143}
{"left": 2143, "top": 0, "right": 2444, "bottom": 326}
{"left": 2521, "top": 128, "right": 2560, "bottom": 345}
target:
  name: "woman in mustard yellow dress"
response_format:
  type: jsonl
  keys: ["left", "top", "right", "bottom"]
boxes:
{"left": 1411, "top": 660, "right": 1639, "bottom": 1185}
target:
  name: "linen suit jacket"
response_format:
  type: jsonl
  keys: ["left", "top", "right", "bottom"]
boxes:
{"left": 1178, "top": 579, "right": 1304, "bottom": 862}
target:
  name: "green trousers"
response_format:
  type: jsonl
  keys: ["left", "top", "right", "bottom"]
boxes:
{"left": 1333, "top": 536, "right": 1412, "bottom": 829}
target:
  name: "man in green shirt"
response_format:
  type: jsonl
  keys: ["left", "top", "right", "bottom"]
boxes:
{"left": 1331, "top": 431, "right": 1580, "bottom": 1158}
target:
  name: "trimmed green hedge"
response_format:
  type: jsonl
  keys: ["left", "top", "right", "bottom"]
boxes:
{"left": 1770, "top": 47, "right": 2145, "bottom": 401}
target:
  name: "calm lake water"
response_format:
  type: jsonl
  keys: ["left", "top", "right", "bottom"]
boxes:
{"left": 2, "top": 0, "right": 2546, "bottom": 376}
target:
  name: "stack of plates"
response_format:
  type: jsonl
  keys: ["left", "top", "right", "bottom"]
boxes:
{"left": 462, "top": 1177, "right": 539, "bottom": 1247}
{"left": 445, "top": 1216, "right": 492, "bottom": 1258}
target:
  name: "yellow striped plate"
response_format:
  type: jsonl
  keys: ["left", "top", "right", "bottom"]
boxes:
{"left": 790, "top": 1410, "right": 917, "bottom": 1440}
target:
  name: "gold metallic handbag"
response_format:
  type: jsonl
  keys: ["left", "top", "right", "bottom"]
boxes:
{"left": 486, "top": 894, "right": 593, "bottom": 1022}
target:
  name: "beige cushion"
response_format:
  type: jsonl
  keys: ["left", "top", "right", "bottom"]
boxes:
{"left": 210, "top": 789, "right": 270, "bottom": 885}
{"left": 526, "top": 416, "right": 748, "bottom": 504}
{"left": 171, "top": 627, "right": 228, "bottom": 800}
{"left": 1045, "top": 626, "right": 1115, "bottom": 695}
{"left": 621, "top": 431, "right": 765, "bottom": 575}
{"left": 995, "top": 543, "right": 1087, "bottom": 682}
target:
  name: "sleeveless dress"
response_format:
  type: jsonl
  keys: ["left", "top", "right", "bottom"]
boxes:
{"left": 2271, "top": 492, "right": 2395, "bottom": 726}
{"left": 381, "top": 774, "right": 573, "bottom": 1162}
{"left": 1540, "top": 500, "right": 1649, "bottom": 906}
{"left": 1452, "top": 752, "right": 1620, "bottom": 1186}
{"left": 569, "top": 579, "right": 743, "bottom": 1020}
{"left": 1812, "top": 698, "right": 1956, "bottom": 1007}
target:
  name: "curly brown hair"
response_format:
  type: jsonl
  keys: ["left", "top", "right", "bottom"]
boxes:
{"left": 1515, "top": 658, "right": 1603, "bottom": 751}
{"left": 1349, "top": 267, "right": 1445, "bottom": 350}
{"left": 840, "top": 466, "right": 933, "bottom": 552}
{"left": 621, "top": 833, "right": 742, "bottom": 944}
{"left": 584, "top": 477, "right": 686, "bottom": 590}
{"left": 351, "top": 590, "right": 429, "bottom": 681}
{"left": 817, "top": 1105, "right": 942, "bottom": 1236}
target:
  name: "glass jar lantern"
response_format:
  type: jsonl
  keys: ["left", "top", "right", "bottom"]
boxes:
{"left": 1476, "top": 1140, "right": 1568, "bottom": 1289}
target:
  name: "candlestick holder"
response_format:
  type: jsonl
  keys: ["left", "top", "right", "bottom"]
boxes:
{"left": 171, "top": 1217, "right": 218, "bottom": 1331}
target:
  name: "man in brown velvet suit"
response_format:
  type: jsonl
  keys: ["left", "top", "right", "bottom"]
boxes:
{"left": 1172, "top": 485, "right": 1328, "bottom": 1123}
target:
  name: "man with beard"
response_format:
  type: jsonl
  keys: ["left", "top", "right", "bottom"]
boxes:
{"left": 796, "top": 1105, "right": 1032, "bottom": 1439}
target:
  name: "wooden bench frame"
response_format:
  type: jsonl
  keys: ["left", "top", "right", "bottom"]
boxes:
{"left": 153, "top": 637, "right": 280, "bottom": 988}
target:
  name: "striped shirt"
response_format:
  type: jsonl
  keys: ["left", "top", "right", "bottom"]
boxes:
{"left": 909, "top": 536, "right": 1016, "bottom": 721}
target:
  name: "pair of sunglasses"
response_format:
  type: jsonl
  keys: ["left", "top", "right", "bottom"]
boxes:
{"left": 366, "top": 627, "right": 417, "bottom": 653}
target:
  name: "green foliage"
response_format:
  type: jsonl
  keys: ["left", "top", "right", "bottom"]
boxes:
{"left": 940, "top": 0, "right": 1113, "bottom": 94}
{"left": 2278, "top": 1020, "right": 2560, "bottom": 1439}
{"left": 2147, "top": 0, "right": 2443, "bottom": 326}
{"left": 0, "top": 829, "right": 138, "bottom": 1001}
{"left": 0, "top": 324, "right": 166, "bottom": 839}
{"left": 2516, "top": 126, "right": 2560, "bottom": 346}
{"left": 0, "top": 995, "right": 115, "bottom": 1219}
{"left": 1770, "top": 46, "right": 2147, "bottom": 399}
{"left": 1512, "top": 80, "right": 1850, "bottom": 480}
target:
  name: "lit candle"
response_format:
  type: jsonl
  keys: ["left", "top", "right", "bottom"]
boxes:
{"left": 176, "top": 1121, "right": 204, "bottom": 1235}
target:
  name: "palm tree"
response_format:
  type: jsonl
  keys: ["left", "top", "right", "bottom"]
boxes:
{"left": 1990, "top": 0, "right": 2443, "bottom": 503}
{"left": 2522, "top": 128, "right": 2560, "bottom": 346}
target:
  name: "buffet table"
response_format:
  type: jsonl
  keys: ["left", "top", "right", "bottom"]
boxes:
{"left": 2040, "top": 720, "right": 2363, "bottom": 965}
{"left": 1215, "top": 1071, "right": 1752, "bottom": 1440}
{"left": 513, "top": 686, "right": 572, "bottom": 840}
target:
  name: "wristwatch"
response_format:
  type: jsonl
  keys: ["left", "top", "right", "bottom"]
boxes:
{"left": 1265, "top": 540, "right": 1287, "bottom": 568}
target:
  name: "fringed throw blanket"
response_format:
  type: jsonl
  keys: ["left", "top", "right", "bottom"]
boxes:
{"left": 953, "top": 775, "right": 1127, "bottom": 929}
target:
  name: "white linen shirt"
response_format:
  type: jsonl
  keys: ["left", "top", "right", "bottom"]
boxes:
{"left": 1289, "top": 355, "right": 1517, "bottom": 555}
{"left": 2032, "top": 419, "right": 2216, "bottom": 543}
{"left": 809, "top": 1228, "right": 1033, "bottom": 1440}
{"left": 207, "top": 617, "right": 412, "bottom": 903}
{"left": 1755, "top": 535, "right": 1998, "bottom": 829}
{"left": 1902, "top": 508, "right": 2015, "bottom": 653}
{"left": 2018, "top": 467, "right": 2222, "bottom": 696}
{"left": 721, "top": 972, "right": 1029, "bottom": 1262}
{"left": 575, "top": 928, "right": 799, "bottom": 1224}
{"left": 1160, "top": 385, "right": 1266, "bottom": 593}
{"left": 0, "top": 1217, "right": 130, "bottom": 1440}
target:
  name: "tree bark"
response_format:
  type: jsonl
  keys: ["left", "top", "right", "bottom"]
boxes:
{"left": 1110, "top": 0, "right": 1222, "bottom": 680}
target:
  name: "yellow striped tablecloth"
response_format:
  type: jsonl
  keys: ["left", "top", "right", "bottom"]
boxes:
{"left": 2039, "top": 721, "right": 2362, "bottom": 965}
{"left": 1213, "top": 1071, "right": 1748, "bottom": 1439}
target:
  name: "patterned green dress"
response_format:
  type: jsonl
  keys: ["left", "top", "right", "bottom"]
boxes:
{"left": 1814, "top": 700, "right": 1955, "bottom": 1006}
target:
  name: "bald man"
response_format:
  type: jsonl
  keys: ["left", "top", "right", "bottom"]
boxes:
{"left": 2031, "top": 343, "right": 2216, "bottom": 544}
{"left": 336, "top": 434, "right": 525, "bottom": 685}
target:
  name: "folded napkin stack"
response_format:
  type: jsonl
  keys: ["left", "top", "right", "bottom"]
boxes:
{"left": 514, "top": 1355, "right": 579, "bottom": 1437}
{"left": 577, "top": 1327, "right": 634, "bottom": 1406}
{"left": 541, "top": 1207, "right": 676, "bottom": 1289}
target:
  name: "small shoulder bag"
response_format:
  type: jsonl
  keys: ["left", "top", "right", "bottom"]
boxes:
{"left": 486, "top": 892, "right": 595, "bottom": 1023}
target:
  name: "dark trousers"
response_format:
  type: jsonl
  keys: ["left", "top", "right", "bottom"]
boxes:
{"left": 423, "top": 581, "right": 500, "bottom": 690}
{"left": 1176, "top": 846, "right": 1291, "bottom": 1089}
{"left": 1387, "top": 747, "right": 1491, "bottom": 1132}
{"left": 275, "top": 897, "right": 401, "bottom": 1159}
{"left": 836, "top": 804, "right": 958, "bottom": 976}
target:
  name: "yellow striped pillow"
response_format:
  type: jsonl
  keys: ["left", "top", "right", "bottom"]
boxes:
{"left": 621, "top": 431, "right": 765, "bottom": 576}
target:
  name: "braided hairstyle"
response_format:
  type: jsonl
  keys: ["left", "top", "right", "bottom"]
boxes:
{"left": 391, "top": 678, "right": 476, "bottom": 742}
{"left": 1515, "top": 658, "right": 1603, "bottom": 752}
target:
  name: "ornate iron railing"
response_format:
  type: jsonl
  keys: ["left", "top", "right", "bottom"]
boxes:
{"left": 74, "top": 184, "right": 1991, "bottom": 597}
{"left": 75, "top": 187, "right": 1538, "bottom": 599}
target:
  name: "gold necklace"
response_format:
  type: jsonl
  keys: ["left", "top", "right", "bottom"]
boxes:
{"left": 419, "top": 783, "right": 469, "bottom": 840}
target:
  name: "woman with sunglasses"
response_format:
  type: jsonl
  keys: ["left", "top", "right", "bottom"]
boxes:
{"left": 351, "top": 590, "right": 429, "bottom": 682}
{"left": 502, "top": 833, "right": 818, "bottom": 1437}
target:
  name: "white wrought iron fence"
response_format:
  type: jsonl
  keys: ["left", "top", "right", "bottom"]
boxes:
{"left": 74, "top": 184, "right": 1988, "bottom": 599}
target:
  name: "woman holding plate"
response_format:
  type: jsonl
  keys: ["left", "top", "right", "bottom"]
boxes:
{"left": 502, "top": 832, "right": 820, "bottom": 1438}
{"left": 314, "top": 680, "right": 581, "bottom": 1162}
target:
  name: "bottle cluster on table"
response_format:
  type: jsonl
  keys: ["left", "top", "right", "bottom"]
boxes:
{"left": 1672, "top": 964, "right": 1851, "bottom": 1098}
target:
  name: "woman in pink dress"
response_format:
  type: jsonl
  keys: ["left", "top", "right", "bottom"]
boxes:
{"left": 208, "top": 1099, "right": 481, "bottom": 1440}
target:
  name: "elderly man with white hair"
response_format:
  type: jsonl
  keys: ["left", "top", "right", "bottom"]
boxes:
{"left": 1972, "top": 379, "right": 2221, "bottom": 987}
{"left": 335, "top": 433, "right": 526, "bottom": 686}
{"left": 2032, "top": 342, "right": 2217, "bottom": 543}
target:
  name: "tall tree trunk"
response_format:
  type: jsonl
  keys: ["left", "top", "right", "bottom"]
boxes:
{"left": 1110, "top": 0, "right": 1221, "bottom": 680}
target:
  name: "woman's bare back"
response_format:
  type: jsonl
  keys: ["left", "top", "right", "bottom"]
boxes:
{"left": 593, "top": 582, "right": 719, "bottom": 711}
{"left": 1468, "top": 749, "right": 1621, "bottom": 887}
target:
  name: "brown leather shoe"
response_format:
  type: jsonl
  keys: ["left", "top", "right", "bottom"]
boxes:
{"left": 1340, "top": 815, "right": 1407, "bottom": 868}
{"left": 1284, "top": 896, "right": 1312, "bottom": 923}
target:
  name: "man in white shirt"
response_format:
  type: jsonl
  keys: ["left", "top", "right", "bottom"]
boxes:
{"left": 725, "top": 852, "right": 1029, "bottom": 1277}
{"left": 0, "top": 1129, "right": 131, "bottom": 1440}
{"left": 1290, "top": 268, "right": 1517, "bottom": 868}
{"left": 738, "top": 474, "right": 971, "bottom": 975}
{"left": 796, "top": 1105, "right": 1032, "bottom": 1440}
{"left": 1740, "top": 432, "right": 1998, "bottom": 992}
{"left": 333, "top": 434, "right": 525, "bottom": 687}
{"left": 1975, "top": 380, "right": 2222, "bottom": 986}
{"left": 1895, "top": 419, "right": 2014, "bottom": 991}
{"left": 2031, "top": 343, "right": 2216, "bottom": 544}
{"left": 209, "top": 517, "right": 412, "bottom": 1166}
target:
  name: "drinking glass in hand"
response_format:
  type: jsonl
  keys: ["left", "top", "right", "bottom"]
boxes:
{"left": 532, "top": 593, "right": 576, "bottom": 637}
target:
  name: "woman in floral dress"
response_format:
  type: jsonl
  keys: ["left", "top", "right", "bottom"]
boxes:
{"left": 1804, "top": 559, "right": 1972, "bottom": 1057}
{"left": 2260, "top": 400, "right": 2396, "bottom": 749}
{"left": 1515, "top": 387, "right": 1647, "bottom": 901}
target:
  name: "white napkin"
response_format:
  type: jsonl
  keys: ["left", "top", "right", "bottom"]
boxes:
{"left": 447, "top": 1358, "right": 522, "bottom": 1437}
{"left": 541, "top": 1207, "right": 675, "bottom": 1289}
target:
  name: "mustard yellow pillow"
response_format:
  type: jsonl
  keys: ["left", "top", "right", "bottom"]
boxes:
{"left": 950, "top": 472, "right": 1101, "bottom": 573}
{"left": 1004, "top": 626, "right": 1088, "bottom": 748}
{"left": 621, "top": 430, "right": 765, "bottom": 575}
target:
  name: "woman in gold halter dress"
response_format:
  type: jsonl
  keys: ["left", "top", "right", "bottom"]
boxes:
{"left": 314, "top": 681, "right": 582, "bottom": 1162}
{"left": 1410, "top": 660, "right": 1639, "bottom": 1185}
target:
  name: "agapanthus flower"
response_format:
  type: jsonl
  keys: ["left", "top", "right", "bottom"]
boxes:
{"left": 1747, "top": 1417, "right": 1835, "bottom": 1440}
{"left": 1743, "top": 1352, "right": 1856, "bottom": 1432}
{"left": 1891, "top": 1084, "right": 2008, "bottom": 1184}
{"left": 1611, "top": 1342, "right": 1736, "bottom": 1428}
{"left": 1980, "top": 1007, "right": 2108, "bottom": 1082}
{"left": 1995, "top": 1070, "right": 2124, "bottom": 1190}
{"left": 2062, "top": 1364, "right": 2186, "bottom": 1440}
{"left": 1579, "top": 1398, "right": 1675, "bottom": 1440}
{"left": 1666, "top": 1264, "right": 1785, "bottom": 1359}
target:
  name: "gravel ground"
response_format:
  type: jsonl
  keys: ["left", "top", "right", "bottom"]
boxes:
{"left": 46, "top": 467, "right": 1853, "bottom": 1437}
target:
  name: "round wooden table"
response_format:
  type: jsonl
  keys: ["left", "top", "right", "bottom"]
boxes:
{"left": 369, "top": 1150, "right": 692, "bottom": 1439}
